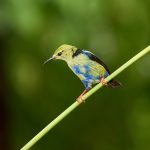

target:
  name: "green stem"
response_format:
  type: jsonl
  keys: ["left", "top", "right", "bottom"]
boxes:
{"left": 21, "top": 45, "right": 150, "bottom": 150}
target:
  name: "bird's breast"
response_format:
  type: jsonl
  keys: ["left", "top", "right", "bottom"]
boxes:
{"left": 67, "top": 52, "right": 109, "bottom": 88}
{"left": 69, "top": 63, "right": 100, "bottom": 82}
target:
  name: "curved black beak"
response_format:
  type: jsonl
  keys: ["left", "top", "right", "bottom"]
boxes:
{"left": 43, "top": 56, "right": 55, "bottom": 65}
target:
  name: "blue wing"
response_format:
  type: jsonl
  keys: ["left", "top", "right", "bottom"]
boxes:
{"left": 69, "top": 49, "right": 111, "bottom": 89}
{"left": 82, "top": 50, "right": 111, "bottom": 74}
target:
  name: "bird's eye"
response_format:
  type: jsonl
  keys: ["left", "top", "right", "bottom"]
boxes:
{"left": 57, "top": 52, "right": 62, "bottom": 56}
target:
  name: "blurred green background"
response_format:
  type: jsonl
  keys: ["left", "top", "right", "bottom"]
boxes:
{"left": 0, "top": 0, "right": 150, "bottom": 150}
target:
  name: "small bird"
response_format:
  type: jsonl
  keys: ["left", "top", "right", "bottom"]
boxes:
{"left": 44, "top": 44, "right": 121, "bottom": 103}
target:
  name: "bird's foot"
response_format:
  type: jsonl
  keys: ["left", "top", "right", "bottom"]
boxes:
{"left": 100, "top": 77, "right": 107, "bottom": 86}
{"left": 76, "top": 96, "right": 85, "bottom": 104}
{"left": 76, "top": 89, "right": 88, "bottom": 104}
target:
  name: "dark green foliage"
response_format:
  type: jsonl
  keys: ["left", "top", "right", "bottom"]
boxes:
{"left": 0, "top": 0, "right": 150, "bottom": 150}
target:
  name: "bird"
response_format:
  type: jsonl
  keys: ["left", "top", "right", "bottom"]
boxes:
{"left": 44, "top": 44, "right": 121, "bottom": 103}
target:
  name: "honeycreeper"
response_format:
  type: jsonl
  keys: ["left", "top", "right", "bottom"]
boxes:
{"left": 44, "top": 44, "right": 121, "bottom": 103}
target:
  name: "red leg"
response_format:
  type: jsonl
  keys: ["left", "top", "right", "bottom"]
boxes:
{"left": 100, "top": 77, "right": 107, "bottom": 86}
{"left": 77, "top": 89, "right": 88, "bottom": 103}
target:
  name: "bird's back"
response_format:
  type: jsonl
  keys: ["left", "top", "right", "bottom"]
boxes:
{"left": 67, "top": 50, "right": 109, "bottom": 88}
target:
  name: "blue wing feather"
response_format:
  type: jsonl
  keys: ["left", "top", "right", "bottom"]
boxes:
{"left": 83, "top": 50, "right": 111, "bottom": 74}
{"left": 70, "top": 50, "right": 110, "bottom": 89}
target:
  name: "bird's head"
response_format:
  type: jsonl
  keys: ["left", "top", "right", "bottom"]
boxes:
{"left": 44, "top": 44, "right": 78, "bottom": 64}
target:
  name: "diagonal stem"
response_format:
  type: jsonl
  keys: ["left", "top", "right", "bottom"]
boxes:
{"left": 20, "top": 45, "right": 150, "bottom": 150}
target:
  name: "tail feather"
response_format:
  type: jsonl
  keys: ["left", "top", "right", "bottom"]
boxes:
{"left": 108, "top": 79, "right": 122, "bottom": 88}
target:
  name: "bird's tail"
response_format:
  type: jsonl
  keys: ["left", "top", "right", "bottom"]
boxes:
{"left": 108, "top": 79, "right": 122, "bottom": 88}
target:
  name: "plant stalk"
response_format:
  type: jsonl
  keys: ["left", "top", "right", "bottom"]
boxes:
{"left": 21, "top": 45, "right": 150, "bottom": 150}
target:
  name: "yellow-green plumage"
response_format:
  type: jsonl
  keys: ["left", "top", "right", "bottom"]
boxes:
{"left": 68, "top": 52, "right": 107, "bottom": 88}
{"left": 44, "top": 44, "right": 121, "bottom": 102}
